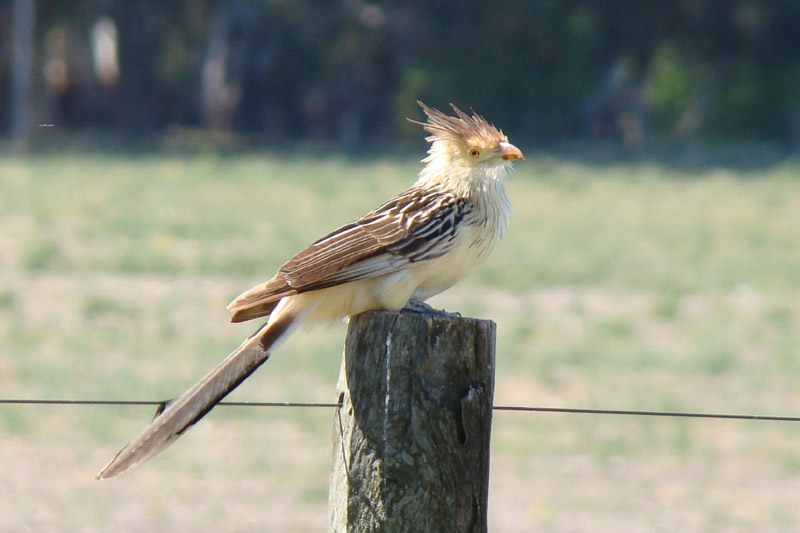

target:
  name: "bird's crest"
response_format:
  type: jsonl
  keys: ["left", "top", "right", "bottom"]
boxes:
{"left": 409, "top": 101, "right": 508, "bottom": 149}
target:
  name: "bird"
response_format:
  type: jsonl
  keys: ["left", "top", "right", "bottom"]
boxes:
{"left": 96, "top": 101, "right": 524, "bottom": 479}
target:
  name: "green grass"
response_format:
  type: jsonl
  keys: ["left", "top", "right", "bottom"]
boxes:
{"left": 2, "top": 150, "right": 800, "bottom": 531}
{"left": 6, "top": 152, "right": 799, "bottom": 290}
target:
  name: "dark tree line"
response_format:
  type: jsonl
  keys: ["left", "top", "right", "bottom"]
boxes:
{"left": 3, "top": 0, "right": 800, "bottom": 148}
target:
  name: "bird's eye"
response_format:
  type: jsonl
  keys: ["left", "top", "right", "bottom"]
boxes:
{"left": 469, "top": 147, "right": 480, "bottom": 158}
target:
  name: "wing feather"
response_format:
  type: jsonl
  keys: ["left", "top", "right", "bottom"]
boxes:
{"left": 228, "top": 186, "right": 468, "bottom": 322}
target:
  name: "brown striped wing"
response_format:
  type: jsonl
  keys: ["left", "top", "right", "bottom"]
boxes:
{"left": 228, "top": 186, "right": 467, "bottom": 321}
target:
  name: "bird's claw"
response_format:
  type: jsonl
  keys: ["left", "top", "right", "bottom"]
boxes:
{"left": 402, "top": 300, "right": 462, "bottom": 319}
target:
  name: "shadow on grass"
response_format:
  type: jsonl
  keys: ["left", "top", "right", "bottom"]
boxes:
{"left": 528, "top": 139, "right": 796, "bottom": 174}
{"left": 2, "top": 128, "right": 796, "bottom": 173}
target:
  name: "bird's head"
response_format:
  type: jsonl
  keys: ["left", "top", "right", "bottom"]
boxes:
{"left": 410, "top": 102, "right": 524, "bottom": 183}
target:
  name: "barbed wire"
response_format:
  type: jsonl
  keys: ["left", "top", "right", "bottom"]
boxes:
{"left": 1, "top": 398, "right": 799, "bottom": 422}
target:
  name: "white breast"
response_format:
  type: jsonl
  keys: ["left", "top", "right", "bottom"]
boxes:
{"left": 410, "top": 179, "right": 511, "bottom": 301}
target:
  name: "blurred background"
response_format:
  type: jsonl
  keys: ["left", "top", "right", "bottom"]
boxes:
{"left": 5, "top": 0, "right": 800, "bottom": 150}
{"left": 3, "top": 1, "right": 800, "bottom": 532}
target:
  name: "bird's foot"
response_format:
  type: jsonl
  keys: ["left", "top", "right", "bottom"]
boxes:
{"left": 402, "top": 300, "right": 462, "bottom": 319}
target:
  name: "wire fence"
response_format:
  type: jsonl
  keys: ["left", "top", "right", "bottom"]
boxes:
{"left": 2, "top": 398, "right": 799, "bottom": 423}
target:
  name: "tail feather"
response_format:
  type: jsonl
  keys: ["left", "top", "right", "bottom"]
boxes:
{"left": 96, "top": 314, "right": 294, "bottom": 479}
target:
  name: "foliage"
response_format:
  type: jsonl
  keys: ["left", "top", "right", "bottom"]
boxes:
{"left": 2, "top": 1, "right": 800, "bottom": 144}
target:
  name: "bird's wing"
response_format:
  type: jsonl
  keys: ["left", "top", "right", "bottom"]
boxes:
{"left": 228, "top": 187, "right": 467, "bottom": 321}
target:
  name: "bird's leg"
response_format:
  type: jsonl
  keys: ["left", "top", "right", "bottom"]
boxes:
{"left": 402, "top": 299, "right": 462, "bottom": 319}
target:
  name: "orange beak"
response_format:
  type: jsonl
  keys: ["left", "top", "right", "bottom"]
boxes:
{"left": 499, "top": 141, "right": 524, "bottom": 161}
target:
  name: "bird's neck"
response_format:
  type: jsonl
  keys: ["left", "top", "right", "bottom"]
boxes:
{"left": 415, "top": 157, "right": 511, "bottom": 198}
{"left": 415, "top": 158, "right": 512, "bottom": 239}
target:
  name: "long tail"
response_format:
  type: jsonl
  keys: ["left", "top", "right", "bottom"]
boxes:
{"left": 96, "top": 312, "right": 296, "bottom": 479}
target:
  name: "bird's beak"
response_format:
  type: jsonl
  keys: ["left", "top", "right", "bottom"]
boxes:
{"left": 499, "top": 141, "right": 524, "bottom": 161}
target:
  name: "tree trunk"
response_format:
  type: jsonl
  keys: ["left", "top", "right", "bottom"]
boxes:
{"left": 10, "top": 0, "right": 36, "bottom": 151}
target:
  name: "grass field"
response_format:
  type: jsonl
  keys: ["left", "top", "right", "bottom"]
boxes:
{"left": 1, "top": 148, "right": 800, "bottom": 531}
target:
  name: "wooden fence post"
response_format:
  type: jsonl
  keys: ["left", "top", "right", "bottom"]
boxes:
{"left": 329, "top": 309, "right": 496, "bottom": 532}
